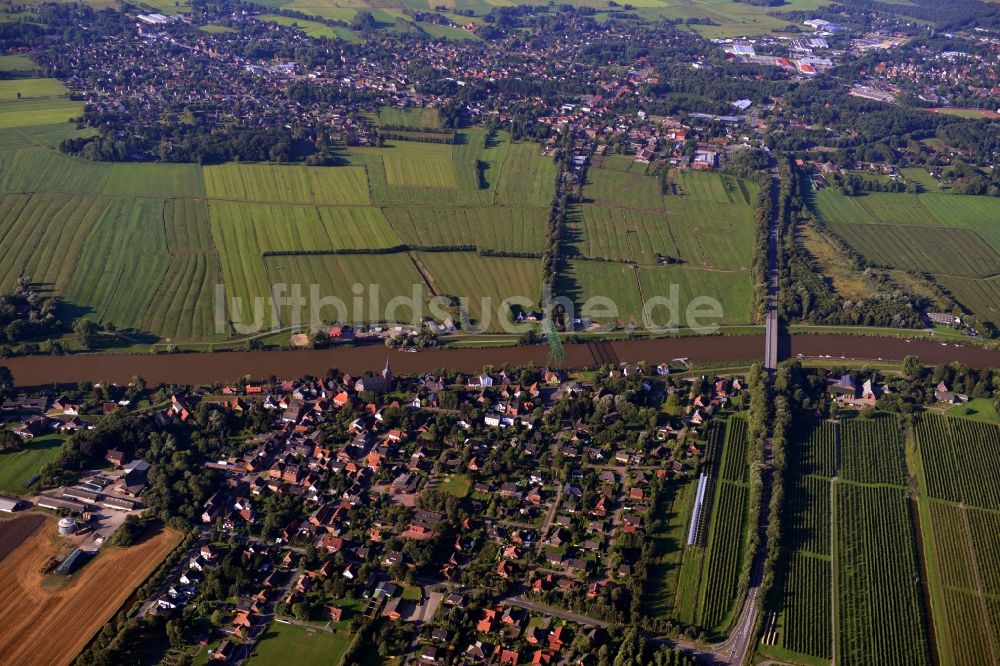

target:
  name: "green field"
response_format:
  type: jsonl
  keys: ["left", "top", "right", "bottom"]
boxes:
{"left": 260, "top": 14, "right": 344, "bottom": 38}
{"left": 0, "top": 64, "right": 513, "bottom": 343}
{"left": 204, "top": 163, "right": 370, "bottom": 205}
{"left": 261, "top": 252, "right": 428, "bottom": 328}
{"left": 810, "top": 187, "right": 1000, "bottom": 329}
{"left": 0, "top": 433, "right": 65, "bottom": 494}
{"left": 0, "top": 78, "right": 82, "bottom": 129}
{"left": 66, "top": 197, "right": 171, "bottom": 330}
{"left": 0, "top": 55, "right": 37, "bottom": 72}
{"left": 248, "top": 622, "right": 351, "bottom": 666}
{"left": 435, "top": 473, "right": 471, "bottom": 497}
{"left": 566, "top": 165, "right": 754, "bottom": 325}
{"left": 835, "top": 483, "right": 932, "bottom": 666}
{"left": 382, "top": 205, "right": 546, "bottom": 254}
{"left": 641, "top": 479, "right": 696, "bottom": 621}
{"left": 417, "top": 251, "right": 540, "bottom": 330}
{"left": 378, "top": 106, "right": 441, "bottom": 129}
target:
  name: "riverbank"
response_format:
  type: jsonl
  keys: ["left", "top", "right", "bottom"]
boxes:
{"left": 5, "top": 334, "right": 1000, "bottom": 387}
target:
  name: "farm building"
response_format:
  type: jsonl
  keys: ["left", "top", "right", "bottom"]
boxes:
{"left": 102, "top": 496, "right": 141, "bottom": 512}
{"left": 36, "top": 496, "right": 88, "bottom": 514}
{"left": 0, "top": 496, "right": 22, "bottom": 512}
{"left": 54, "top": 548, "right": 90, "bottom": 576}
{"left": 123, "top": 459, "right": 151, "bottom": 491}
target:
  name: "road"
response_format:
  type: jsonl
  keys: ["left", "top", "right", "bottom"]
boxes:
{"left": 764, "top": 172, "right": 780, "bottom": 371}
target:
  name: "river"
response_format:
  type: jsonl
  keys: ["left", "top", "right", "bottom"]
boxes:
{"left": 3, "top": 334, "right": 999, "bottom": 387}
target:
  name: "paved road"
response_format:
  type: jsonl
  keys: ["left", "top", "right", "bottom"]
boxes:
{"left": 764, "top": 172, "right": 780, "bottom": 371}
{"left": 502, "top": 596, "right": 610, "bottom": 628}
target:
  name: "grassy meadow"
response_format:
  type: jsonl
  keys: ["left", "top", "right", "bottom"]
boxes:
{"left": 809, "top": 186, "right": 1000, "bottom": 329}
{"left": 564, "top": 162, "right": 757, "bottom": 325}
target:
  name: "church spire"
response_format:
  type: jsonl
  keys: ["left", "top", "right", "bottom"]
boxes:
{"left": 382, "top": 355, "right": 392, "bottom": 379}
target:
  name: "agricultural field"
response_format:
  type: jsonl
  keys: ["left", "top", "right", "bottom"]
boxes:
{"left": 141, "top": 199, "right": 225, "bottom": 342}
{"left": 559, "top": 261, "right": 643, "bottom": 328}
{"left": 0, "top": 515, "right": 182, "bottom": 666}
{"left": 834, "top": 483, "right": 932, "bottom": 666}
{"left": 787, "top": 474, "right": 831, "bottom": 557}
{"left": 914, "top": 414, "right": 1000, "bottom": 508}
{"left": 772, "top": 418, "right": 834, "bottom": 662}
{"left": 0, "top": 77, "right": 82, "bottom": 129}
{"left": 567, "top": 165, "right": 754, "bottom": 323}
{"left": 66, "top": 197, "right": 170, "bottom": 331}
{"left": 789, "top": 417, "right": 837, "bottom": 478}
{"left": 416, "top": 252, "right": 540, "bottom": 331}
{"left": 830, "top": 224, "right": 1000, "bottom": 277}
{"left": 717, "top": 416, "right": 748, "bottom": 483}
{"left": 638, "top": 266, "right": 752, "bottom": 327}
{"left": 809, "top": 187, "right": 1000, "bottom": 329}
{"left": 261, "top": 252, "right": 428, "bottom": 327}
{"left": 641, "top": 479, "right": 696, "bottom": 621}
{"left": 919, "top": 497, "right": 1000, "bottom": 664}
{"left": 248, "top": 621, "right": 352, "bottom": 666}
{"left": 0, "top": 55, "right": 38, "bottom": 72}
{"left": 492, "top": 142, "right": 558, "bottom": 206}
{"left": 698, "top": 479, "right": 749, "bottom": 632}
{"left": 259, "top": 14, "right": 342, "bottom": 38}
{"left": 0, "top": 124, "right": 548, "bottom": 341}
{"left": 838, "top": 414, "right": 905, "bottom": 487}
{"left": 203, "top": 163, "right": 370, "bottom": 206}
{"left": 378, "top": 106, "right": 441, "bottom": 129}
{"left": 382, "top": 205, "right": 547, "bottom": 254}
{"left": 777, "top": 552, "right": 832, "bottom": 660}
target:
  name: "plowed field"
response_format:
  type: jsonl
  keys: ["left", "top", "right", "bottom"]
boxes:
{"left": 0, "top": 514, "right": 180, "bottom": 666}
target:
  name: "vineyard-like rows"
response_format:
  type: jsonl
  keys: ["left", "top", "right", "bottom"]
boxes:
{"left": 835, "top": 483, "right": 931, "bottom": 666}
{"left": 788, "top": 475, "right": 831, "bottom": 555}
{"left": 941, "top": 588, "right": 997, "bottom": 666}
{"left": 698, "top": 480, "right": 749, "bottom": 631}
{"left": 839, "top": 415, "right": 905, "bottom": 486}
{"left": 779, "top": 552, "right": 832, "bottom": 659}
{"left": 703, "top": 420, "right": 726, "bottom": 468}
{"left": 967, "top": 508, "right": 1000, "bottom": 596}
{"left": 718, "top": 417, "right": 748, "bottom": 483}
{"left": 928, "top": 501, "right": 975, "bottom": 590}
{"left": 789, "top": 418, "right": 836, "bottom": 477}
{"left": 915, "top": 414, "right": 1000, "bottom": 508}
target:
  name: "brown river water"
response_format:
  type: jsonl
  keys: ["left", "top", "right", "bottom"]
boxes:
{"left": 4, "top": 335, "right": 999, "bottom": 387}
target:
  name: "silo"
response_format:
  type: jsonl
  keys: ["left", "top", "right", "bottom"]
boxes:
{"left": 57, "top": 517, "right": 77, "bottom": 535}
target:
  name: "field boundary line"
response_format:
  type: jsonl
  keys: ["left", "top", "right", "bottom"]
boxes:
{"left": 407, "top": 251, "right": 439, "bottom": 297}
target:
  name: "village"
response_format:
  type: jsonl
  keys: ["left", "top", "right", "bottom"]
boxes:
{"left": 0, "top": 349, "right": 987, "bottom": 664}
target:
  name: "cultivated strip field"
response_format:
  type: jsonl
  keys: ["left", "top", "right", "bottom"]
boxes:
{"left": 0, "top": 515, "right": 181, "bottom": 666}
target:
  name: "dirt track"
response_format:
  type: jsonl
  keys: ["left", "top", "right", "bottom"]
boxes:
{"left": 0, "top": 515, "right": 181, "bottom": 666}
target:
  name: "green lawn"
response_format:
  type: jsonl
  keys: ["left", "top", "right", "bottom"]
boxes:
{"left": 0, "top": 433, "right": 65, "bottom": 494}
{"left": 435, "top": 473, "right": 471, "bottom": 498}
{"left": 248, "top": 622, "right": 352, "bottom": 666}
{"left": 946, "top": 398, "right": 999, "bottom": 424}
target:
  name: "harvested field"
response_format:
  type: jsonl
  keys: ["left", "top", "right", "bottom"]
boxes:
{"left": 0, "top": 515, "right": 181, "bottom": 666}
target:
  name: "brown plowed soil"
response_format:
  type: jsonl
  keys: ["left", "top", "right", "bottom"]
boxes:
{"left": 0, "top": 514, "right": 180, "bottom": 666}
